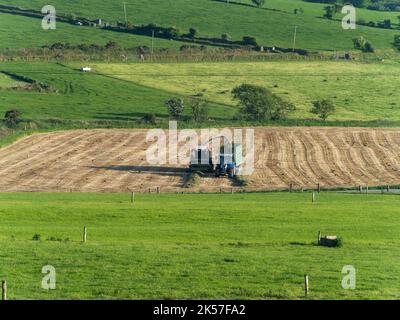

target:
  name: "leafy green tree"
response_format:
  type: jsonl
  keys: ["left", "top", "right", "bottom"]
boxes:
{"left": 242, "top": 36, "right": 258, "bottom": 46}
{"left": 165, "top": 98, "right": 185, "bottom": 119}
{"left": 143, "top": 113, "right": 157, "bottom": 125}
{"left": 190, "top": 99, "right": 209, "bottom": 122}
{"left": 188, "top": 28, "right": 198, "bottom": 39}
{"left": 232, "top": 84, "right": 295, "bottom": 121}
{"left": 163, "top": 27, "right": 180, "bottom": 39}
{"left": 352, "top": 36, "right": 374, "bottom": 52}
{"left": 4, "top": 109, "right": 21, "bottom": 128}
{"left": 251, "top": 0, "right": 265, "bottom": 8}
{"left": 221, "top": 33, "right": 230, "bottom": 41}
{"left": 311, "top": 100, "right": 335, "bottom": 121}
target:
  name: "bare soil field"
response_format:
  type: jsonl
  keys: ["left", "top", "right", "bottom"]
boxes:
{"left": 0, "top": 127, "right": 399, "bottom": 193}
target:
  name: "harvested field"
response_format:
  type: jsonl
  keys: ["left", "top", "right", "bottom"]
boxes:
{"left": 0, "top": 127, "right": 399, "bottom": 192}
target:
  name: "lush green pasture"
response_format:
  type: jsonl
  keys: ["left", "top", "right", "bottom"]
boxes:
{"left": 0, "top": 192, "right": 399, "bottom": 299}
{"left": 0, "top": 62, "right": 234, "bottom": 122}
{"left": 2, "top": 60, "right": 400, "bottom": 124}
{"left": 0, "top": 12, "right": 184, "bottom": 49}
{"left": 92, "top": 60, "right": 400, "bottom": 121}
{"left": 1, "top": 0, "right": 399, "bottom": 50}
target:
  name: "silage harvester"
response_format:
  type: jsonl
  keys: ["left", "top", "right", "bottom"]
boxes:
{"left": 189, "top": 136, "right": 243, "bottom": 179}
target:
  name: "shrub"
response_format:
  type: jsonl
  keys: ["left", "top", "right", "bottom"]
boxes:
{"left": 143, "top": 113, "right": 157, "bottom": 125}
{"left": 165, "top": 98, "right": 185, "bottom": 119}
{"left": 377, "top": 19, "right": 391, "bottom": 29}
{"left": 311, "top": 99, "right": 335, "bottom": 121}
{"left": 242, "top": 36, "right": 258, "bottom": 46}
{"left": 251, "top": 0, "right": 265, "bottom": 8}
{"left": 190, "top": 99, "right": 209, "bottom": 122}
{"left": 32, "top": 234, "right": 41, "bottom": 241}
{"left": 221, "top": 33, "right": 230, "bottom": 41}
{"left": 188, "top": 28, "right": 198, "bottom": 39}
{"left": 163, "top": 26, "right": 180, "bottom": 39}
{"left": 352, "top": 36, "right": 374, "bottom": 52}
{"left": 4, "top": 109, "right": 22, "bottom": 128}
{"left": 232, "top": 84, "right": 295, "bottom": 121}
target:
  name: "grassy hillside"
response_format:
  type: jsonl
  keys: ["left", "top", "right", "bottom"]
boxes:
{"left": 0, "top": 192, "right": 399, "bottom": 299}
{"left": 1, "top": 0, "right": 400, "bottom": 50}
{"left": 92, "top": 60, "right": 400, "bottom": 121}
{"left": 0, "top": 12, "right": 185, "bottom": 49}
{"left": 0, "top": 62, "right": 234, "bottom": 122}
{"left": 1, "top": 60, "right": 400, "bottom": 125}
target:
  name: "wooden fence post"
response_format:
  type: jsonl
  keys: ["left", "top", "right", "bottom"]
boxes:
{"left": 317, "top": 183, "right": 321, "bottom": 193}
{"left": 83, "top": 225, "right": 87, "bottom": 243}
{"left": 304, "top": 274, "right": 309, "bottom": 297}
{"left": 312, "top": 192, "right": 315, "bottom": 203}
{"left": 289, "top": 184, "right": 293, "bottom": 193}
{"left": 387, "top": 185, "right": 390, "bottom": 193}
{"left": 2, "top": 280, "right": 7, "bottom": 301}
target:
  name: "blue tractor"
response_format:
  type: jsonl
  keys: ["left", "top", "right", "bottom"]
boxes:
{"left": 214, "top": 144, "right": 242, "bottom": 178}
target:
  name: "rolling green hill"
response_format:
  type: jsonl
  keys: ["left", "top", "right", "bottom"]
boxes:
{"left": 0, "top": 62, "right": 234, "bottom": 122}
{"left": 1, "top": 0, "right": 400, "bottom": 51}
{"left": 1, "top": 60, "right": 400, "bottom": 125}
{"left": 91, "top": 60, "right": 400, "bottom": 121}
{"left": 0, "top": 12, "right": 185, "bottom": 49}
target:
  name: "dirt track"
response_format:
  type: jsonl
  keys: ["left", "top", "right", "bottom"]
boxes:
{"left": 0, "top": 127, "right": 399, "bottom": 192}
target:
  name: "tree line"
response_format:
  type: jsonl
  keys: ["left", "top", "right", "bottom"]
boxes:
{"left": 156, "top": 84, "right": 335, "bottom": 124}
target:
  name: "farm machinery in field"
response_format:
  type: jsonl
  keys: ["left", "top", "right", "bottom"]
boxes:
{"left": 189, "top": 136, "right": 243, "bottom": 179}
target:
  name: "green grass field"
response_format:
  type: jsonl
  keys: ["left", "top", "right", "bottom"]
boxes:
{"left": 1, "top": 0, "right": 400, "bottom": 50}
{"left": 0, "top": 12, "right": 185, "bottom": 49}
{"left": 0, "top": 62, "right": 235, "bottom": 122}
{"left": 0, "top": 192, "right": 399, "bottom": 299}
{"left": 1, "top": 60, "right": 400, "bottom": 125}
{"left": 86, "top": 60, "right": 400, "bottom": 121}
